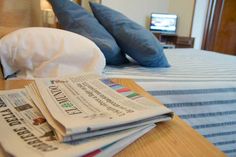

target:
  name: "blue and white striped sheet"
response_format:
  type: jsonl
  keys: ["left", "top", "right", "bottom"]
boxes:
{"left": 104, "top": 48, "right": 236, "bottom": 157}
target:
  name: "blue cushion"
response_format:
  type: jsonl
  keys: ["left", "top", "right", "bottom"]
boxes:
{"left": 48, "top": 0, "right": 128, "bottom": 65}
{"left": 89, "top": 2, "right": 170, "bottom": 67}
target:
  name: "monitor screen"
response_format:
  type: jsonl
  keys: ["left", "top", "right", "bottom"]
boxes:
{"left": 150, "top": 13, "right": 177, "bottom": 34}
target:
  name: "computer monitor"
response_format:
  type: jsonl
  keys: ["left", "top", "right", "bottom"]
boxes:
{"left": 150, "top": 13, "right": 178, "bottom": 35}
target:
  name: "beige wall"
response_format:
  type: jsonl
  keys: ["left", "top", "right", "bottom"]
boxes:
{"left": 101, "top": 0, "right": 195, "bottom": 37}
{"left": 0, "top": 0, "right": 57, "bottom": 37}
{"left": 102, "top": 0, "right": 169, "bottom": 28}
{"left": 0, "top": 0, "right": 33, "bottom": 37}
{"left": 32, "top": 0, "right": 42, "bottom": 27}
{"left": 0, "top": 0, "right": 196, "bottom": 38}
{"left": 168, "top": 0, "right": 195, "bottom": 36}
{"left": 191, "top": 0, "right": 209, "bottom": 49}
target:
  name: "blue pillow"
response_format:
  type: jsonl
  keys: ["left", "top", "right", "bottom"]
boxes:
{"left": 89, "top": 2, "right": 170, "bottom": 67}
{"left": 48, "top": 0, "right": 128, "bottom": 65}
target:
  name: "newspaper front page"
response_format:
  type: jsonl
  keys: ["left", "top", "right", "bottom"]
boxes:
{"left": 29, "top": 73, "right": 172, "bottom": 141}
{"left": 0, "top": 89, "right": 155, "bottom": 157}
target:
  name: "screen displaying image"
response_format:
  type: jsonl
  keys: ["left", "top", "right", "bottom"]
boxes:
{"left": 150, "top": 13, "right": 177, "bottom": 34}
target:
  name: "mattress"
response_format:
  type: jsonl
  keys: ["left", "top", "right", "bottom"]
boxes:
{"left": 104, "top": 48, "right": 236, "bottom": 157}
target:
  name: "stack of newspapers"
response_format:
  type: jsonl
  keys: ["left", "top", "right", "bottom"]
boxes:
{"left": 0, "top": 73, "right": 173, "bottom": 157}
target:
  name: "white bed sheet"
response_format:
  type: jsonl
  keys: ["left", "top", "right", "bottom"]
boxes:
{"left": 104, "top": 48, "right": 236, "bottom": 157}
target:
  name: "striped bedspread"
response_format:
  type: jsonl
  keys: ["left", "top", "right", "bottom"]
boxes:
{"left": 104, "top": 48, "right": 236, "bottom": 157}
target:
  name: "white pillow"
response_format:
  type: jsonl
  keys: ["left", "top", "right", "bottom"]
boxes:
{"left": 0, "top": 27, "right": 106, "bottom": 79}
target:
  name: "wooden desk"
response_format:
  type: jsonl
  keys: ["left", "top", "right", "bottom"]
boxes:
{"left": 153, "top": 33, "right": 195, "bottom": 48}
{"left": 0, "top": 79, "right": 225, "bottom": 157}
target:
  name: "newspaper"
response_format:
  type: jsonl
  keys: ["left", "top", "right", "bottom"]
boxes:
{"left": 0, "top": 88, "right": 155, "bottom": 157}
{"left": 26, "top": 73, "right": 173, "bottom": 142}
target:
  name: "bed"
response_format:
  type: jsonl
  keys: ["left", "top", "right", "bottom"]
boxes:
{"left": 1, "top": 29, "right": 236, "bottom": 156}
{"left": 104, "top": 48, "right": 236, "bottom": 157}
{"left": 1, "top": 1, "right": 236, "bottom": 156}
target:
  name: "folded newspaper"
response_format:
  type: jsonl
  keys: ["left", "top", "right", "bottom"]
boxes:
{"left": 0, "top": 73, "right": 173, "bottom": 157}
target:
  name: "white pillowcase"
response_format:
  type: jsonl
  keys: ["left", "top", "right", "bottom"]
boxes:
{"left": 0, "top": 27, "right": 106, "bottom": 79}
